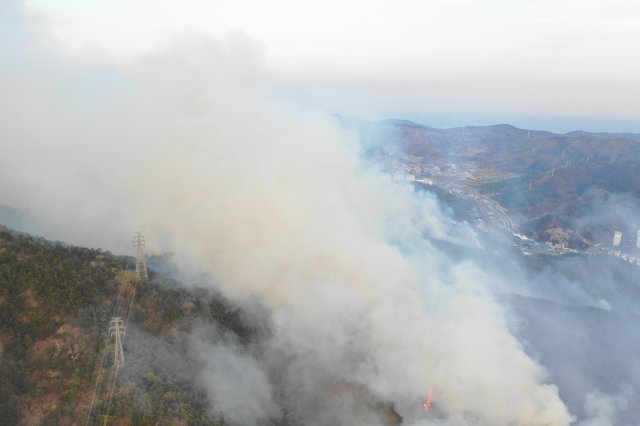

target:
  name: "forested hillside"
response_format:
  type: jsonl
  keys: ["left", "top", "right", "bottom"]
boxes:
{"left": 0, "top": 227, "right": 253, "bottom": 425}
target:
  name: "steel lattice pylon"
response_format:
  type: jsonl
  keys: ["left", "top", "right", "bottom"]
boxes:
{"left": 132, "top": 232, "right": 148, "bottom": 281}
{"left": 108, "top": 317, "right": 126, "bottom": 369}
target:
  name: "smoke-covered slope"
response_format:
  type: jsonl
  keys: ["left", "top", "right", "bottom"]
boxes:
{"left": 0, "top": 226, "right": 255, "bottom": 425}
{"left": 507, "top": 293, "right": 640, "bottom": 425}
{"left": 3, "top": 3, "right": 638, "bottom": 424}
{"left": 5, "top": 223, "right": 640, "bottom": 425}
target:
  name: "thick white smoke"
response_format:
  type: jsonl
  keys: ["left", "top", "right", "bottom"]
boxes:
{"left": 0, "top": 4, "right": 572, "bottom": 425}
{"left": 194, "top": 340, "right": 281, "bottom": 425}
{"left": 578, "top": 388, "right": 634, "bottom": 426}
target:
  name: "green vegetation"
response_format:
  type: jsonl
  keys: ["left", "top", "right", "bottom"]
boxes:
{"left": 0, "top": 227, "right": 249, "bottom": 425}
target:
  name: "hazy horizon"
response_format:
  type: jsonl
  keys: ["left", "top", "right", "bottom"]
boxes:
{"left": 12, "top": 0, "right": 640, "bottom": 133}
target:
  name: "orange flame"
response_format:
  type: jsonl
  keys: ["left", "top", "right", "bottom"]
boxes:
{"left": 423, "top": 388, "right": 434, "bottom": 413}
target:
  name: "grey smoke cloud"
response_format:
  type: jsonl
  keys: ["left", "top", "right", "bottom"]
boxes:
{"left": 579, "top": 387, "right": 635, "bottom": 426}
{"left": 195, "top": 340, "right": 280, "bottom": 425}
{"left": 0, "top": 2, "right": 586, "bottom": 424}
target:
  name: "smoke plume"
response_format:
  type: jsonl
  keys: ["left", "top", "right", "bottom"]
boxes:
{"left": 0, "top": 2, "right": 581, "bottom": 424}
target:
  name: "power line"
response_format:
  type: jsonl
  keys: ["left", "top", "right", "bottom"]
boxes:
{"left": 103, "top": 317, "right": 126, "bottom": 426}
{"left": 85, "top": 255, "right": 131, "bottom": 426}
{"left": 85, "top": 233, "right": 149, "bottom": 425}
{"left": 84, "top": 331, "right": 111, "bottom": 426}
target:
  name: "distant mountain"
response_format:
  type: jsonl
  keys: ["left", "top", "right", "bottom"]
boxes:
{"left": 565, "top": 130, "right": 640, "bottom": 142}
{"left": 341, "top": 117, "right": 640, "bottom": 247}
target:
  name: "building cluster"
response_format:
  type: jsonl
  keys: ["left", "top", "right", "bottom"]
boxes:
{"left": 610, "top": 229, "right": 640, "bottom": 266}
{"left": 611, "top": 230, "right": 640, "bottom": 249}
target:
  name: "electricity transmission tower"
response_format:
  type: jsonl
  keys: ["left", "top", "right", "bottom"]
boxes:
{"left": 86, "top": 233, "right": 150, "bottom": 426}
{"left": 108, "top": 317, "right": 126, "bottom": 369}
{"left": 132, "top": 231, "right": 148, "bottom": 281}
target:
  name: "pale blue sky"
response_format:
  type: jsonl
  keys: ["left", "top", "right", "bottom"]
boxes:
{"left": 10, "top": 0, "right": 640, "bottom": 132}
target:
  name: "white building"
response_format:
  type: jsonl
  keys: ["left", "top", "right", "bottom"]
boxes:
{"left": 613, "top": 231, "right": 622, "bottom": 247}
